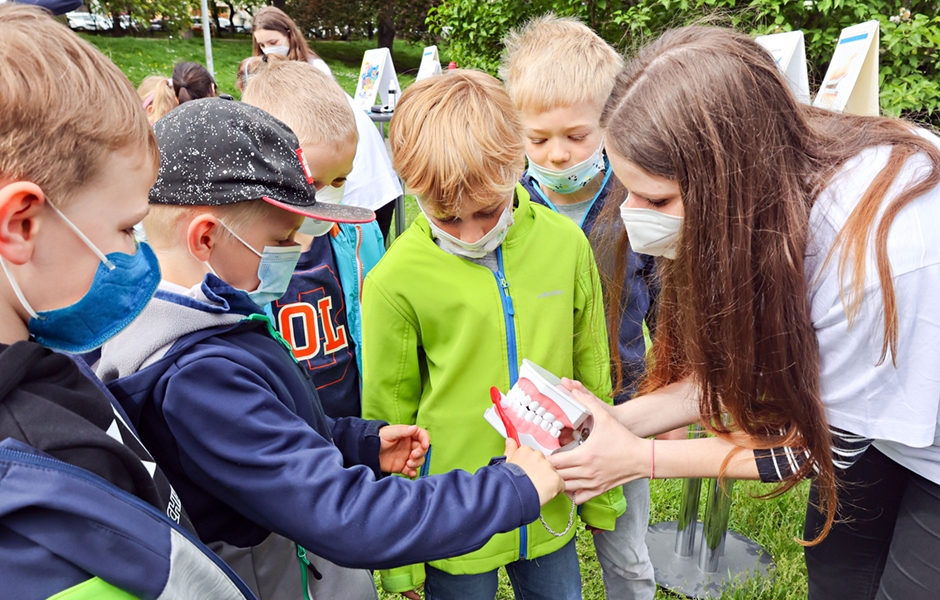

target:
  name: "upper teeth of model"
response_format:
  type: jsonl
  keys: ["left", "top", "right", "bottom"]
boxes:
{"left": 507, "top": 388, "right": 563, "bottom": 438}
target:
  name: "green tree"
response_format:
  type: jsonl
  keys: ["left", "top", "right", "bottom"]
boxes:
{"left": 284, "top": 0, "right": 437, "bottom": 61}
{"left": 429, "top": 0, "right": 940, "bottom": 123}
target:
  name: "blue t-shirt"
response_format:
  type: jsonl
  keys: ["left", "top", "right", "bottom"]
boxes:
{"left": 271, "top": 235, "right": 361, "bottom": 418}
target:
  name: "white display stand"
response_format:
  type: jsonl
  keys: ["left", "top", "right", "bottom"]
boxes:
{"left": 755, "top": 30, "right": 810, "bottom": 104}
{"left": 813, "top": 21, "right": 880, "bottom": 116}
{"left": 415, "top": 45, "right": 442, "bottom": 81}
{"left": 353, "top": 48, "right": 401, "bottom": 112}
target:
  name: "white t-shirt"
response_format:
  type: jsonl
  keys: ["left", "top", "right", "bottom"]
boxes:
{"left": 307, "top": 56, "right": 402, "bottom": 211}
{"left": 308, "top": 57, "right": 332, "bottom": 77}
{"left": 806, "top": 129, "right": 940, "bottom": 484}
{"left": 343, "top": 94, "right": 403, "bottom": 211}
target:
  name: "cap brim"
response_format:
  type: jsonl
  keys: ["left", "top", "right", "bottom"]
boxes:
{"left": 262, "top": 196, "right": 376, "bottom": 224}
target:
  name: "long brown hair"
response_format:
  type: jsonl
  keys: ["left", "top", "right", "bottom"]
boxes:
{"left": 251, "top": 6, "right": 319, "bottom": 64}
{"left": 599, "top": 25, "right": 940, "bottom": 543}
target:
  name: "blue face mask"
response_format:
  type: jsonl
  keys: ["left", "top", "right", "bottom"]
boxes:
{"left": 209, "top": 220, "right": 302, "bottom": 308}
{"left": 0, "top": 200, "right": 161, "bottom": 353}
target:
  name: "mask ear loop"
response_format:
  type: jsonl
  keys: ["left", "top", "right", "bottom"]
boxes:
{"left": 215, "top": 218, "right": 263, "bottom": 258}
{"left": 45, "top": 199, "right": 116, "bottom": 270}
{"left": 0, "top": 257, "right": 40, "bottom": 319}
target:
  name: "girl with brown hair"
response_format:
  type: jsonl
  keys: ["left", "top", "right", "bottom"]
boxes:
{"left": 549, "top": 25, "right": 940, "bottom": 599}
{"left": 251, "top": 6, "right": 331, "bottom": 76}
{"left": 171, "top": 61, "right": 217, "bottom": 104}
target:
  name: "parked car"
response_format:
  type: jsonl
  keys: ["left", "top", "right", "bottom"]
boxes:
{"left": 192, "top": 16, "right": 232, "bottom": 33}
{"left": 65, "top": 11, "right": 112, "bottom": 31}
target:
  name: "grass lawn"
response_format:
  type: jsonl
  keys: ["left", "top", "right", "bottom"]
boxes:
{"left": 81, "top": 33, "right": 424, "bottom": 98}
{"left": 89, "top": 33, "right": 812, "bottom": 599}
{"left": 374, "top": 478, "right": 811, "bottom": 600}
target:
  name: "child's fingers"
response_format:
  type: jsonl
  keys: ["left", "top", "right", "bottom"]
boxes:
{"left": 503, "top": 437, "right": 519, "bottom": 459}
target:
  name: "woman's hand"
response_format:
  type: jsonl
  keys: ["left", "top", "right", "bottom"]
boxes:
{"left": 549, "top": 388, "right": 651, "bottom": 503}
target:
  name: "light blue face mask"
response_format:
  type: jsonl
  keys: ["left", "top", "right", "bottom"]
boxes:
{"left": 209, "top": 220, "right": 302, "bottom": 308}
{"left": 0, "top": 199, "right": 161, "bottom": 353}
{"left": 526, "top": 143, "right": 606, "bottom": 195}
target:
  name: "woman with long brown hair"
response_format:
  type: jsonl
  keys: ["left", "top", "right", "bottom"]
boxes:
{"left": 550, "top": 25, "right": 940, "bottom": 599}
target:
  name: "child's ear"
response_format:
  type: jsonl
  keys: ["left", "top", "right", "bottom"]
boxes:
{"left": 187, "top": 213, "right": 222, "bottom": 262}
{"left": 0, "top": 182, "right": 45, "bottom": 265}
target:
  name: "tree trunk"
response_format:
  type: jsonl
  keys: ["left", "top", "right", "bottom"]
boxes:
{"left": 211, "top": 1, "right": 222, "bottom": 38}
{"left": 377, "top": 5, "right": 395, "bottom": 63}
{"left": 272, "top": 0, "right": 286, "bottom": 9}
{"left": 366, "top": 20, "right": 373, "bottom": 40}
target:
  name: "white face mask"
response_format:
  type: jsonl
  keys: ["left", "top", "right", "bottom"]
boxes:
{"left": 420, "top": 198, "right": 515, "bottom": 259}
{"left": 299, "top": 183, "right": 345, "bottom": 237}
{"left": 619, "top": 202, "right": 683, "bottom": 259}
{"left": 262, "top": 45, "right": 290, "bottom": 57}
{"left": 526, "top": 143, "right": 605, "bottom": 195}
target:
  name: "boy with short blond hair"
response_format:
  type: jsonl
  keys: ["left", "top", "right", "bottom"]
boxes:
{"left": 361, "top": 69, "right": 625, "bottom": 599}
{"left": 500, "top": 14, "right": 657, "bottom": 599}
{"left": 99, "top": 97, "right": 565, "bottom": 600}
{"left": 0, "top": 6, "right": 252, "bottom": 598}
{"left": 241, "top": 59, "right": 385, "bottom": 418}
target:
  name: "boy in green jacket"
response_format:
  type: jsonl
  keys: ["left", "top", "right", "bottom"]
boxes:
{"left": 361, "top": 70, "right": 625, "bottom": 600}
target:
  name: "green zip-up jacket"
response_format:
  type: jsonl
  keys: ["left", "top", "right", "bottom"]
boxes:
{"left": 361, "top": 186, "right": 625, "bottom": 593}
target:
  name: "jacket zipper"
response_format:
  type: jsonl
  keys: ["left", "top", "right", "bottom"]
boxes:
{"left": 0, "top": 447, "right": 256, "bottom": 599}
{"left": 418, "top": 445, "right": 432, "bottom": 478}
{"left": 355, "top": 225, "right": 364, "bottom": 304}
{"left": 492, "top": 247, "right": 525, "bottom": 559}
{"left": 296, "top": 544, "right": 322, "bottom": 600}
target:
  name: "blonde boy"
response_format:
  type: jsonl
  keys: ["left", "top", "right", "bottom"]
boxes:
{"left": 361, "top": 70, "right": 625, "bottom": 599}
{"left": 0, "top": 6, "right": 252, "bottom": 597}
{"left": 501, "top": 15, "right": 657, "bottom": 600}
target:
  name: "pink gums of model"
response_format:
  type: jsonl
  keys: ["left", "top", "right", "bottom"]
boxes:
{"left": 484, "top": 359, "right": 593, "bottom": 456}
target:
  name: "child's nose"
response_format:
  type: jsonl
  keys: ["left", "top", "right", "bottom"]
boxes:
{"left": 460, "top": 223, "right": 488, "bottom": 243}
{"left": 548, "top": 143, "right": 569, "bottom": 165}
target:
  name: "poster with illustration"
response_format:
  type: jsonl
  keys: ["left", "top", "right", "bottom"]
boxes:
{"left": 756, "top": 30, "right": 810, "bottom": 104}
{"left": 353, "top": 48, "right": 401, "bottom": 112}
{"left": 813, "top": 21, "right": 880, "bottom": 116}
{"left": 416, "top": 45, "right": 442, "bottom": 81}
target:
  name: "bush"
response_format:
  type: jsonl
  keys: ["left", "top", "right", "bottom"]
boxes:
{"left": 428, "top": 0, "right": 940, "bottom": 125}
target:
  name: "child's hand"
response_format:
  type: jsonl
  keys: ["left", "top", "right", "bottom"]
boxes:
{"left": 504, "top": 438, "right": 564, "bottom": 506}
{"left": 400, "top": 586, "right": 423, "bottom": 600}
{"left": 378, "top": 425, "right": 430, "bottom": 478}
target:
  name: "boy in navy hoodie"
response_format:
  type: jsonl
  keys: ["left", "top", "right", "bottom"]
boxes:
{"left": 0, "top": 6, "right": 255, "bottom": 599}
{"left": 97, "top": 98, "right": 564, "bottom": 600}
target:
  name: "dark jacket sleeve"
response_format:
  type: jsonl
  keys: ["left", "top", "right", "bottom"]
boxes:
{"left": 328, "top": 416, "right": 386, "bottom": 477}
{"left": 161, "top": 356, "right": 541, "bottom": 570}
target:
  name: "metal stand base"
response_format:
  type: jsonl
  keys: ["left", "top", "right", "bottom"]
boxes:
{"left": 646, "top": 521, "right": 774, "bottom": 598}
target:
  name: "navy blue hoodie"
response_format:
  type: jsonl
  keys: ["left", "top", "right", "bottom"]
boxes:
{"left": 97, "top": 276, "right": 541, "bottom": 599}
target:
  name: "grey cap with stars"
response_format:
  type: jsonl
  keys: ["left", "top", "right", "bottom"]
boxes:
{"left": 149, "top": 97, "right": 374, "bottom": 224}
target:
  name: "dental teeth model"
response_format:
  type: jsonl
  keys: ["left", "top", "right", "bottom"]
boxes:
{"left": 484, "top": 359, "right": 593, "bottom": 456}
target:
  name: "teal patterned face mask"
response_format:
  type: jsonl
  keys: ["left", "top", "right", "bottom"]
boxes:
{"left": 527, "top": 143, "right": 605, "bottom": 194}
